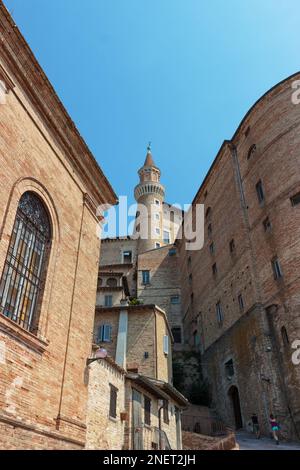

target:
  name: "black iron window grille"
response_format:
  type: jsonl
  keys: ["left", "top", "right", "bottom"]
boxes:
{"left": 0, "top": 192, "right": 51, "bottom": 333}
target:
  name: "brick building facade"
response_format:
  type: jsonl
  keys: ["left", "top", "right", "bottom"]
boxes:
{"left": 0, "top": 2, "right": 116, "bottom": 449}
{"left": 178, "top": 72, "right": 300, "bottom": 440}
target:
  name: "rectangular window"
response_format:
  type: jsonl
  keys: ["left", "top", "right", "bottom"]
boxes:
{"left": 163, "top": 230, "right": 170, "bottom": 244}
{"left": 172, "top": 327, "right": 182, "bottom": 344}
{"left": 155, "top": 227, "right": 160, "bottom": 235}
{"left": 163, "top": 335, "right": 169, "bottom": 355}
{"left": 272, "top": 257, "right": 283, "bottom": 279}
{"left": 163, "top": 400, "right": 169, "bottom": 424}
{"left": 216, "top": 301, "right": 224, "bottom": 326}
{"left": 97, "top": 324, "right": 112, "bottom": 343}
{"left": 263, "top": 217, "right": 272, "bottom": 232}
{"left": 212, "top": 263, "right": 217, "bottom": 276}
{"left": 109, "top": 384, "right": 118, "bottom": 418}
{"left": 229, "top": 239, "right": 235, "bottom": 253}
{"left": 238, "top": 294, "right": 244, "bottom": 311}
{"left": 142, "top": 270, "right": 150, "bottom": 285}
{"left": 189, "top": 273, "right": 193, "bottom": 284}
{"left": 290, "top": 192, "right": 300, "bottom": 206}
{"left": 209, "top": 242, "right": 215, "bottom": 254}
{"left": 256, "top": 180, "right": 265, "bottom": 204}
{"left": 225, "top": 359, "right": 234, "bottom": 378}
{"left": 104, "top": 295, "right": 113, "bottom": 307}
{"left": 155, "top": 213, "right": 160, "bottom": 220}
{"left": 170, "top": 295, "right": 180, "bottom": 304}
{"left": 123, "top": 250, "right": 132, "bottom": 263}
{"left": 144, "top": 396, "right": 151, "bottom": 426}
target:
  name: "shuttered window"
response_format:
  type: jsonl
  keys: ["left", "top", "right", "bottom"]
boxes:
{"left": 163, "top": 335, "right": 169, "bottom": 355}
{"left": 97, "top": 324, "right": 112, "bottom": 343}
{"left": 144, "top": 395, "right": 151, "bottom": 426}
{"left": 163, "top": 400, "right": 169, "bottom": 424}
{"left": 109, "top": 384, "right": 118, "bottom": 418}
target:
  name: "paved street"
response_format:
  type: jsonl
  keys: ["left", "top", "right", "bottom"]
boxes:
{"left": 236, "top": 431, "right": 300, "bottom": 450}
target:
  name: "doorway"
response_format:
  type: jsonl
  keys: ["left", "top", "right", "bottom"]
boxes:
{"left": 228, "top": 385, "right": 243, "bottom": 429}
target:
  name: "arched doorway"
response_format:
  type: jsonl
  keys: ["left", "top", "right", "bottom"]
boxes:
{"left": 228, "top": 385, "right": 243, "bottom": 429}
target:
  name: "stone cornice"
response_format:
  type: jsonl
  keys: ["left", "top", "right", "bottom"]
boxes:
{"left": 0, "top": 2, "right": 117, "bottom": 208}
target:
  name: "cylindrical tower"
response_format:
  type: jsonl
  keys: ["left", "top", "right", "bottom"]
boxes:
{"left": 134, "top": 145, "right": 165, "bottom": 253}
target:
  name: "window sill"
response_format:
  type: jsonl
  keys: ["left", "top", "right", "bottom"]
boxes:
{"left": 109, "top": 416, "right": 118, "bottom": 423}
{"left": 0, "top": 313, "right": 49, "bottom": 353}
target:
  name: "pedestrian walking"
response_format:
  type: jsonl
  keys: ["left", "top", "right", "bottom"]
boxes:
{"left": 251, "top": 413, "right": 260, "bottom": 439}
{"left": 270, "top": 414, "right": 280, "bottom": 445}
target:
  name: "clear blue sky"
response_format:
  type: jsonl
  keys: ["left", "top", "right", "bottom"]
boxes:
{"left": 4, "top": 0, "right": 300, "bottom": 213}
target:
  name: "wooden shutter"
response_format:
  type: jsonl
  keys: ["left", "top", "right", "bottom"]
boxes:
{"left": 163, "top": 400, "right": 169, "bottom": 424}
{"left": 109, "top": 385, "right": 118, "bottom": 418}
{"left": 97, "top": 325, "right": 104, "bottom": 343}
{"left": 144, "top": 396, "right": 151, "bottom": 426}
{"left": 163, "top": 335, "right": 169, "bottom": 355}
{"left": 103, "top": 324, "right": 111, "bottom": 342}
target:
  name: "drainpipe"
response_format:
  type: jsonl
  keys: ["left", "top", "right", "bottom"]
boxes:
{"left": 115, "top": 299, "right": 129, "bottom": 369}
{"left": 158, "top": 401, "right": 164, "bottom": 450}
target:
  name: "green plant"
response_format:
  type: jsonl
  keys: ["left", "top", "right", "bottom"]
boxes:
{"left": 129, "top": 298, "right": 143, "bottom": 305}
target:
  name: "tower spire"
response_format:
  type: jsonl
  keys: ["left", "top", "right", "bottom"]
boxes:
{"left": 143, "top": 142, "right": 155, "bottom": 168}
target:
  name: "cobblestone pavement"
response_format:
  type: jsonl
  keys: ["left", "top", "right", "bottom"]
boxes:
{"left": 236, "top": 430, "right": 300, "bottom": 450}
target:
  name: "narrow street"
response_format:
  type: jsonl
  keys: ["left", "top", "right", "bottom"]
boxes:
{"left": 236, "top": 431, "right": 300, "bottom": 450}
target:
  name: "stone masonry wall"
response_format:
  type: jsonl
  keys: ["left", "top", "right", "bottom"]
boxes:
{"left": 86, "top": 359, "right": 125, "bottom": 450}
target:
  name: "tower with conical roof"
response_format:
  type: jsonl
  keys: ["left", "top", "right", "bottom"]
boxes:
{"left": 134, "top": 144, "right": 166, "bottom": 253}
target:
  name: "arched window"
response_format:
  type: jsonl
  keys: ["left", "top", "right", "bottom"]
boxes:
{"left": 281, "top": 326, "right": 289, "bottom": 347}
{"left": 106, "top": 277, "right": 118, "bottom": 287}
{"left": 0, "top": 192, "right": 51, "bottom": 333}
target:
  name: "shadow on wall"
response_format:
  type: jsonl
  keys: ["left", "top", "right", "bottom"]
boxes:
{"left": 173, "top": 350, "right": 211, "bottom": 406}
